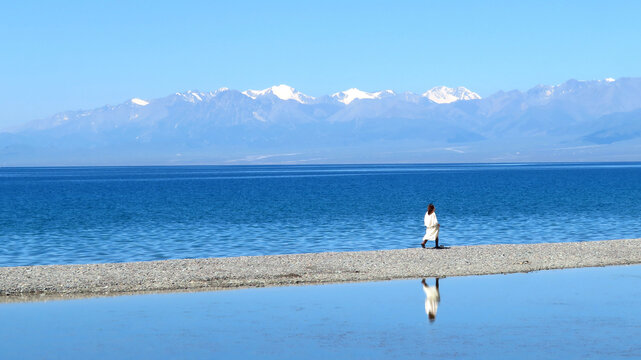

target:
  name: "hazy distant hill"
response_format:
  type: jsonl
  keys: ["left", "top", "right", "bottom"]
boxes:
{"left": 1, "top": 78, "right": 640, "bottom": 166}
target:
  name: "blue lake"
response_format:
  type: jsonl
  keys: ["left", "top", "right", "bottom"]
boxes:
{"left": 1, "top": 265, "right": 640, "bottom": 359}
{"left": 1, "top": 162, "right": 641, "bottom": 266}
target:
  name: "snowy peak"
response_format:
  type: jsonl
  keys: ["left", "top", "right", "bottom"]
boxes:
{"left": 422, "top": 86, "right": 481, "bottom": 104}
{"left": 331, "top": 88, "right": 395, "bottom": 105}
{"left": 175, "top": 88, "right": 229, "bottom": 103}
{"left": 242, "top": 84, "right": 314, "bottom": 103}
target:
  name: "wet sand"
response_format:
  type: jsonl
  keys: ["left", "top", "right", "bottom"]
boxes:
{"left": 1, "top": 238, "right": 640, "bottom": 302}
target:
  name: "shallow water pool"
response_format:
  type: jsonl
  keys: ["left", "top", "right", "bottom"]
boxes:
{"left": 1, "top": 265, "right": 640, "bottom": 359}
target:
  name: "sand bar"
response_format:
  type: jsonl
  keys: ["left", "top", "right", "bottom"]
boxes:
{"left": 2, "top": 238, "right": 641, "bottom": 302}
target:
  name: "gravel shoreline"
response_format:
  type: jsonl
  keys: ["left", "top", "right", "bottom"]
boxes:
{"left": 2, "top": 238, "right": 641, "bottom": 302}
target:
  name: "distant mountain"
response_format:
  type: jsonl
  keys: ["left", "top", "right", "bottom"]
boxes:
{"left": 1, "top": 78, "right": 640, "bottom": 166}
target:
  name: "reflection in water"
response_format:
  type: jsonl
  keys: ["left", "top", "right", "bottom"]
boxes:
{"left": 422, "top": 278, "right": 440, "bottom": 322}
{"left": 1, "top": 266, "right": 641, "bottom": 359}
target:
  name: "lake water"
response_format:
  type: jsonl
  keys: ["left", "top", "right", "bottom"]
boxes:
{"left": 1, "top": 265, "right": 639, "bottom": 359}
{"left": 1, "top": 162, "right": 641, "bottom": 266}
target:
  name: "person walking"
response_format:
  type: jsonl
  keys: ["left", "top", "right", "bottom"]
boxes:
{"left": 421, "top": 203, "right": 441, "bottom": 249}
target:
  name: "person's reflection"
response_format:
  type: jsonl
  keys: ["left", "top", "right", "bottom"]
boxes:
{"left": 421, "top": 278, "right": 440, "bottom": 322}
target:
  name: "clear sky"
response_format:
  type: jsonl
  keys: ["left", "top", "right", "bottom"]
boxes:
{"left": 1, "top": 0, "right": 640, "bottom": 128}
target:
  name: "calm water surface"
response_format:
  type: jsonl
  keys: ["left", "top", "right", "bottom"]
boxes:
{"left": 1, "top": 163, "right": 641, "bottom": 266}
{"left": 1, "top": 265, "right": 639, "bottom": 359}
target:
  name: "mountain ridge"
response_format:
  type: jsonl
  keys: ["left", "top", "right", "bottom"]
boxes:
{"left": 1, "top": 77, "right": 639, "bottom": 166}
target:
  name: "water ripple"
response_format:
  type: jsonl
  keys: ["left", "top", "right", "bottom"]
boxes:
{"left": 1, "top": 163, "right": 641, "bottom": 266}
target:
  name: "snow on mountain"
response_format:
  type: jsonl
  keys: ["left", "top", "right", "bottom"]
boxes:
{"left": 131, "top": 98, "right": 149, "bottom": 106}
{"left": 242, "top": 84, "right": 314, "bottom": 103}
{"left": 174, "top": 88, "right": 230, "bottom": 103}
{"left": 422, "top": 86, "right": 481, "bottom": 104}
{"left": 331, "top": 88, "right": 395, "bottom": 104}
{"left": 176, "top": 90, "right": 206, "bottom": 103}
{"left": 526, "top": 79, "right": 614, "bottom": 101}
{"left": 525, "top": 84, "right": 556, "bottom": 99}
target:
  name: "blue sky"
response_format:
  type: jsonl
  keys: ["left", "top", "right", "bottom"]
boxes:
{"left": 1, "top": 0, "right": 640, "bottom": 128}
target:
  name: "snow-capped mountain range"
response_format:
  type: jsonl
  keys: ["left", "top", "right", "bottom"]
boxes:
{"left": 168, "top": 85, "right": 479, "bottom": 105}
{"left": 1, "top": 78, "right": 640, "bottom": 165}
{"left": 242, "top": 84, "right": 315, "bottom": 104}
